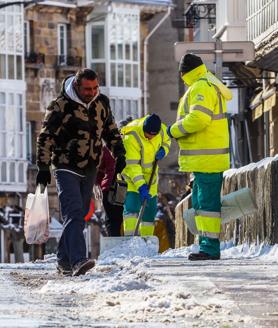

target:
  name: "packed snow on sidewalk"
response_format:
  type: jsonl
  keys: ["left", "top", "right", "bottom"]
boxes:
{"left": 0, "top": 239, "right": 278, "bottom": 327}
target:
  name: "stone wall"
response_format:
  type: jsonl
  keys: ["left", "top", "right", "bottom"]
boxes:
{"left": 222, "top": 157, "right": 278, "bottom": 245}
{"left": 175, "top": 156, "right": 278, "bottom": 247}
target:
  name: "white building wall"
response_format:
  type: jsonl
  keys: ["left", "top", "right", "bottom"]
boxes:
{"left": 0, "top": 3, "right": 27, "bottom": 192}
{"left": 216, "top": 0, "right": 247, "bottom": 41}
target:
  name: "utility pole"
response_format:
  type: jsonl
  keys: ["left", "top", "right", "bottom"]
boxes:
{"left": 215, "top": 38, "right": 223, "bottom": 80}
{"left": 263, "top": 71, "right": 270, "bottom": 157}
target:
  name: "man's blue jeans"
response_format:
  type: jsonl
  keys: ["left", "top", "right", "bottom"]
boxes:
{"left": 54, "top": 170, "right": 96, "bottom": 267}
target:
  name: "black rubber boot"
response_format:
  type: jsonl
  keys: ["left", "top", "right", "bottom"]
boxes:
{"left": 188, "top": 252, "right": 220, "bottom": 261}
{"left": 57, "top": 262, "right": 72, "bottom": 276}
{"left": 72, "top": 259, "right": 95, "bottom": 276}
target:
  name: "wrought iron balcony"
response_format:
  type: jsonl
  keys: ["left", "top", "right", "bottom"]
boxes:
{"left": 56, "top": 55, "right": 82, "bottom": 68}
{"left": 25, "top": 52, "right": 45, "bottom": 65}
{"left": 184, "top": 3, "right": 216, "bottom": 28}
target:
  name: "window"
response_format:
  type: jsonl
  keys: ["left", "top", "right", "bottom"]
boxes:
{"left": 0, "top": 6, "right": 23, "bottom": 80}
{"left": 86, "top": 6, "right": 141, "bottom": 121}
{"left": 26, "top": 121, "right": 32, "bottom": 162}
{"left": 110, "top": 97, "right": 139, "bottom": 122}
{"left": 0, "top": 91, "right": 25, "bottom": 160}
{"left": 24, "top": 21, "right": 30, "bottom": 55}
{"left": 89, "top": 23, "right": 106, "bottom": 86}
{"left": 0, "top": 92, "right": 6, "bottom": 157}
{"left": 109, "top": 12, "right": 140, "bottom": 88}
{"left": 91, "top": 25, "right": 105, "bottom": 58}
{"left": 57, "top": 24, "right": 67, "bottom": 65}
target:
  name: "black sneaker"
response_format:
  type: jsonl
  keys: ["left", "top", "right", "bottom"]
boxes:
{"left": 72, "top": 259, "right": 95, "bottom": 276}
{"left": 57, "top": 263, "right": 72, "bottom": 276}
{"left": 188, "top": 252, "right": 220, "bottom": 261}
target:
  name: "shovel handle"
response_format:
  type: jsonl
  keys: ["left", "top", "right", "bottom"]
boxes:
{"left": 133, "top": 160, "right": 158, "bottom": 236}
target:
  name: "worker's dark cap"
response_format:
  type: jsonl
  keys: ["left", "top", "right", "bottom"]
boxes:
{"left": 143, "top": 114, "right": 161, "bottom": 135}
{"left": 179, "top": 53, "right": 203, "bottom": 73}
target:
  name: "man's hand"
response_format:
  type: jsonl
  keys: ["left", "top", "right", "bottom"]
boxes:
{"left": 167, "top": 126, "right": 173, "bottom": 138}
{"left": 115, "top": 155, "right": 126, "bottom": 174}
{"left": 155, "top": 147, "right": 166, "bottom": 161}
{"left": 138, "top": 184, "right": 151, "bottom": 203}
{"left": 36, "top": 169, "right": 51, "bottom": 186}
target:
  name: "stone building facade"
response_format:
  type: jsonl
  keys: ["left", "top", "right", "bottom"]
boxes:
{"left": 24, "top": 0, "right": 174, "bottom": 221}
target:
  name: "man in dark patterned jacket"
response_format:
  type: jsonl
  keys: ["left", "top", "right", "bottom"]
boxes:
{"left": 36, "top": 69, "right": 126, "bottom": 276}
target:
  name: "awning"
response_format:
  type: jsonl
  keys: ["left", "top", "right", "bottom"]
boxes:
{"left": 262, "top": 85, "right": 276, "bottom": 112}
{"left": 228, "top": 62, "right": 260, "bottom": 88}
{"left": 250, "top": 90, "right": 263, "bottom": 121}
{"left": 250, "top": 86, "right": 277, "bottom": 121}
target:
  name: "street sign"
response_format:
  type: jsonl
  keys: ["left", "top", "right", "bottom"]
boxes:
{"left": 174, "top": 41, "right": 255, "bottom": 63}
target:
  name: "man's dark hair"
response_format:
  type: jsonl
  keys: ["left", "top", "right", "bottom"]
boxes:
{"left": 75, "top": 68, "right": 98, "bottom": 86}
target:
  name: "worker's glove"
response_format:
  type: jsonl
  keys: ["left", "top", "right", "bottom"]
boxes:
{"left": 166, "top": 126, "right": 173, "bottom": 138}
{"left": 36, "top": 169, "right": 51, "bottom": 186}
{"left": 138, "top": 184, "right": 151, "bottom": 203}
{"left": 155, "top": 147, "right": 166, "bottom": 160}
{"left": 115, "top": 155, "right": 126, "bottom": 174}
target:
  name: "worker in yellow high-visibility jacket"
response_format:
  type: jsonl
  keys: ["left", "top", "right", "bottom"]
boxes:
{"left": 168, "top": 54, "right": 232, "bottom": 261}
{"left": 121, "top": 114, "right": 171, "bottom": 236}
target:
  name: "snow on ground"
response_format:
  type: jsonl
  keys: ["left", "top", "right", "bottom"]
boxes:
{"left": 0, "top": 240, "right": 278, "bottom": 327}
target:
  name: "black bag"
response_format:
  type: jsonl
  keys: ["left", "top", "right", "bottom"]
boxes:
{"left": 107, "top": 176, "right": 127, "bottom": 206}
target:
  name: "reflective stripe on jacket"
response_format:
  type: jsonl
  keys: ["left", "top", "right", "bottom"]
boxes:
{"left": 121, "top": 116, "right": 171, "bottom": 196}
{"left": 170, "top": 64, "right": 231, "bottom": 173}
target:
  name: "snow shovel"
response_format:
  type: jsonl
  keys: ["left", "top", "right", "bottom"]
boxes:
{"left": 99, "top": 160, "right": 159, "bottom": 255}
{"left": 183, "top": 187, "right": 257, "bottom": 235}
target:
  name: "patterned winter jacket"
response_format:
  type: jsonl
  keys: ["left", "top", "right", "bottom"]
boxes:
{"left": 36, "top": 75, "right": 125, "bottom": 175}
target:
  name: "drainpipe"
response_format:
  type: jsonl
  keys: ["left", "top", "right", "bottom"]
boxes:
{"left": 263, "top": 71, "right": 270, "bottom": 157}
{"left": 143, "top": 6, "right": 172, "bottom": 116}
{"left": 16, "top": 192, "right": 23, "bottom": 208}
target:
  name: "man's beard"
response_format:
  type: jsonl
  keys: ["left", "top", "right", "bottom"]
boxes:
{"left": 79, "top": 91, "right": 99, "bottom": 104}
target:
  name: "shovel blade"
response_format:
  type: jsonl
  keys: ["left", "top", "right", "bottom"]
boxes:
{"left": 99, "top": 236, "right": 159, "bottom": 255}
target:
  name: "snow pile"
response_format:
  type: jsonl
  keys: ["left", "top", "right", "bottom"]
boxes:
{"left": 40, "top": 255, "right": 153, "bottom": 295}
{"left": 224, "top": 156, "right": 278, "bottom": 178}
{"left": 261, "top": 244, "right": 278, "bottom": 261}
{"left": 98, "top": 236, "right": 158, "bottom": 265}
{"left": 160, "top": 243, "right": 199, "bottom": 258}
{"left": 221, "top": 242, "right": 278, "bottom": 262}
{"left": 221, "top": 242, "right": 269, "bottom": 259}
{"left": 40, "top": 266, "right": 151, "bottom": 294}
{"left": 160, "top": 241, "right": 278, "bottom": 262}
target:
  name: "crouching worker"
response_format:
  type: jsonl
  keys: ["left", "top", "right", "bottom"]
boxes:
{"left": 121, "top": 114, "right": 171, "bottom": 236}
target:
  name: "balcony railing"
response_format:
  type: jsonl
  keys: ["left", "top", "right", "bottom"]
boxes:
{"left": 56, "top": 55, "right": 82, "bottom": 68}
{"left": 247, "top": 0, "right": 278, "bottom": 41}
{"left": 25, "top": 52, "right": 45, "bottom": 65}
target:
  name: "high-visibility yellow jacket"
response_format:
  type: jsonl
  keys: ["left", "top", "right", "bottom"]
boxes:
{"left": 121, "top": 116, "right": 171, "bottom": 196}
{"left": 169, "top": 64, "right": 232, "bottom": 173}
